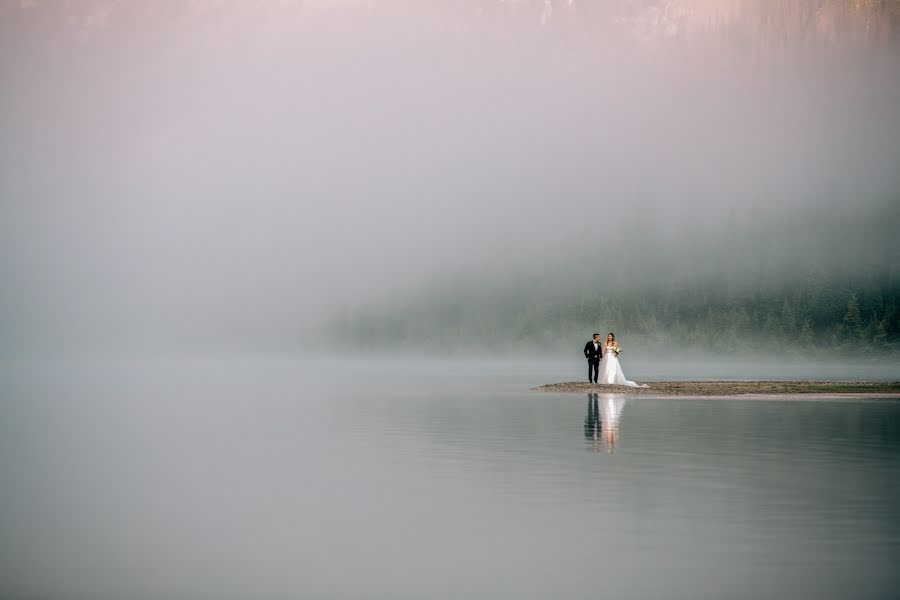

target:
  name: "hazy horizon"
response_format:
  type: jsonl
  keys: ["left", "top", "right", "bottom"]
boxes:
{"left": 2, "top": 1, "right": 899, "bottom": 357}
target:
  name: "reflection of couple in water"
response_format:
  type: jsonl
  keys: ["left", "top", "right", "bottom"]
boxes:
{"left": 584, "top": 393, "right": 625, "bottom": 453}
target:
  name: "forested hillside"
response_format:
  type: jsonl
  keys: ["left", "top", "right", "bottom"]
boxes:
{"left": 336, "top": 202, "right": 900, "bottom": 356}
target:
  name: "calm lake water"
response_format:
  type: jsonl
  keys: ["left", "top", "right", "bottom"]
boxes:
{"left": 1, "top": 357, "right": 899, "bottom": 599}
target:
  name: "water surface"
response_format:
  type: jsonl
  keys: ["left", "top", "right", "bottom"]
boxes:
{"left": 1, "top": 358, "right": 898, "bottom": 599}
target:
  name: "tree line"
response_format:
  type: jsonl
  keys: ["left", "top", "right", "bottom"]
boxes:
{"left": 334, "top": 200, "right": 900, "bottom": 356}
{"left": 338, "top": 276, "right": 900, "bottom": 356}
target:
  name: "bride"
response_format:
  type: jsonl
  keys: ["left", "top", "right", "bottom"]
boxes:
{"left": 598, "top": 333, "right": 648, "bottom": 388}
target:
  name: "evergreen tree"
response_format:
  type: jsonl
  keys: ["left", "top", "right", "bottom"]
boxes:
{"left": 872, "top": 315, "right": 888, "bottom": 348}
{"left": 782, "top": 299, "right": 797, "bottom": 339}
{"left": 798, "top": 318, "right": 815, "bottom": 348}
{"left": 843, "top": 293, "right": 864, "bottom": 341}
{"left": 763, "top": 308, "right": 783, "bottom": 338}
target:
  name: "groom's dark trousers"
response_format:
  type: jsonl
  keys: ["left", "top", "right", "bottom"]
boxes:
{"left": 584, "top": 340, "right": 602, "bottom": 383}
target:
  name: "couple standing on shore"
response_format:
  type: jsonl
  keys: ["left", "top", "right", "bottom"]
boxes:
{"left": 583, "top": 333, "right": 647, "bottom": 388}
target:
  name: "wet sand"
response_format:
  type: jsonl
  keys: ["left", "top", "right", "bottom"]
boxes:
{"left": 533, "top": 381, "right": 900, "bottom": 396}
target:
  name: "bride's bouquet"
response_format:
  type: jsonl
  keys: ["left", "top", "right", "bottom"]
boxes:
{"left": 613, "top": 345, "right": 622, "bottom": 356}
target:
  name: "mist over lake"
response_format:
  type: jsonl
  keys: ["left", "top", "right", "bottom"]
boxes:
{"left": 2, "top": 0, "right": 899, "bottom": 358}
{"left": 1, "top": 2, "right": 900, "bottom": 600}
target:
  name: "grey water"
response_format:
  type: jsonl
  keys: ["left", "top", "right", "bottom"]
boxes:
{"left": 1, "top": 358, "right": 899, "bottom": 600}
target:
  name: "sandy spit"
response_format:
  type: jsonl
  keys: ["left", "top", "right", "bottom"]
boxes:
{"left": 532, "top": 381, "right": 900, "bottom": 396}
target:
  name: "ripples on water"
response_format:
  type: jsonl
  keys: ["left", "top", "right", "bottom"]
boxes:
{"left": 0, "top": 358, "right": 898, "bottom": 599}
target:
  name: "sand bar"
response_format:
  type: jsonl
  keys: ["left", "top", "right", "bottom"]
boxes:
{"left": 533, "top": 381, "right": 900, "bottom": 396}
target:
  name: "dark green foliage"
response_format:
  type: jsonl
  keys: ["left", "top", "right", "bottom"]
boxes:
{"left": 338, "top": 255, "right": 900, "bottom": 355}
{"left": 334, "top": 194, "right": 900, "bottom": 356}
{"left": 340, "top": 277, "right": 900, "bottom": 355}
{"left": 842, "top": 294, "right": 865, "bottom": 342}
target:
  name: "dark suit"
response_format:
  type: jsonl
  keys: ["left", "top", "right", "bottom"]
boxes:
{"left": 585, "top": 393, "right": 601, "bottom": 441}
{"left": 584, "top": 340, "right": 602, "bottom": 383}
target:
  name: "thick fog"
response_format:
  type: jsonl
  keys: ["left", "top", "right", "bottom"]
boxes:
{"left": 1, "top": 1, "right": 899, "bottom": 356}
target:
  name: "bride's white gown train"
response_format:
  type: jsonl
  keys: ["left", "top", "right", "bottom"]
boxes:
{"left": 598, "top": 350, "right": 647, "bottom": 388}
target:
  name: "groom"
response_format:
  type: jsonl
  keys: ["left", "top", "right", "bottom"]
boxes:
{"left": 583, "top": 333, "right": 602, "bottom": 384}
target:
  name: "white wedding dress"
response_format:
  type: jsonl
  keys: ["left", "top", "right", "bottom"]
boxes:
{"left": 598, "top": 347, "right": 647, "bottom": 388}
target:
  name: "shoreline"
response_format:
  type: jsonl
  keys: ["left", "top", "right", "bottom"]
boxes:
{"left": 532, "top": 381, "right": 900, "bottom": 397}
